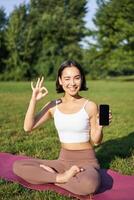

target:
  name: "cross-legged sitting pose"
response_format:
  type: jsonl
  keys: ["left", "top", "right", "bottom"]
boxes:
{"left": 13, "top": 60, "right": 112, "bottom": 196}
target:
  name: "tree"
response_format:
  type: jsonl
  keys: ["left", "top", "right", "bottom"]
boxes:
{"left": 3, "top": 4, "right": 36, "bottom": 80}
{"left": 1, "top": 0, "right": 89, "bottom": 80}
{"left": 0, "top": 7, "right": 7, "bottom": 76}
{"left": 84, "top": 0, "right": 134, "bottom": 77}
{"left": 30, "top": 0, "right": 88, "bottom": 79}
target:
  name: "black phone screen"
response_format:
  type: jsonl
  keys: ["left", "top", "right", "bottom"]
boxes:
{"left": 99, "top": 104, "right": 109, "bottom": 126}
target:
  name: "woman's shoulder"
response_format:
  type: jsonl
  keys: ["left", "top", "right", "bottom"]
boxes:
{"left": 85, "top": 99, "right": 98, "bottom": 116}
{"left": 48, "top": 99, "right": 61, "bottom": 116}
{"left": 85, "top": 99, "right": 98, "bottom": 108}
{"left": 46, "top": 99, "right": 61, "bottom": 107}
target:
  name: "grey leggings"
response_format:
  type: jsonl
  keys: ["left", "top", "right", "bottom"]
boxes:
{"left": 13, "top": 148, "right": 101, "bottom": 195}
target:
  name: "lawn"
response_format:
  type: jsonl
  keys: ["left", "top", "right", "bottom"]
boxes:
{"left": 0, "top": 80, "right": 134, "bottom": 199}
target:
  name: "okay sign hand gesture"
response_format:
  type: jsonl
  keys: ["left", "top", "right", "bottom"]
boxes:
{"left": 31, "top": 77, "right": 48, "bottom": 101}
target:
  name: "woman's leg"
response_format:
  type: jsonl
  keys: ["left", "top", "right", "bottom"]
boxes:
{"left": 13, "top": 158, "right": 63, "bottom": 184}
{"left": 56, "top": 166, "right": 101, "bottom": 195}
{"left": 13, "top": 158, "right": 80, "bottom": 185}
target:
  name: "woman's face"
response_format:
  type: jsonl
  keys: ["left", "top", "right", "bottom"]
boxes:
{"left": 59, "top": 66, "right": 82, "bottom": 96}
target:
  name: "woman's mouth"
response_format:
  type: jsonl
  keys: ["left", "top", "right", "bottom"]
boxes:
{"left": 68, "top": 87, "right": 77, "bottom": 92}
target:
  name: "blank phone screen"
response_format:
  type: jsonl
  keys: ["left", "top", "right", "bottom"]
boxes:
{"left": 99, "top": 104, "right": 109, "bottom": 126}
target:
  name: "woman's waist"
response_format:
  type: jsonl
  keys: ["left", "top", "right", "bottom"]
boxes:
{"left": 61, "top": 141, "right": 93, "bottom": 151}
{"left": 59, "top": 144, "right": 97, "bottom": 161}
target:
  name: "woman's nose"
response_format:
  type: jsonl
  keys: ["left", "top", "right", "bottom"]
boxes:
{"left": 70, "top": 79, "right": 75, "bottom": 85}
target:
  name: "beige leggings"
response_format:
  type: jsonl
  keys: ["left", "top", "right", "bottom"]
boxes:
{"left": 13, "top": 148, "right": 101, "bottom": 195}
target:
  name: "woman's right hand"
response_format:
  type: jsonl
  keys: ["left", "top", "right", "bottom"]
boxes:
{"left": 31, "top": 77, "right": 48, "bottom": 101}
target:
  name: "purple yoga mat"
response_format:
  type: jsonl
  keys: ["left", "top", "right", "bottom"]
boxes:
{"left": 0, "top": 152, "right": 134, "bottom": 200}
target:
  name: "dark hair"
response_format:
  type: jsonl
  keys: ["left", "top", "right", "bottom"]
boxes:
{"left": 56, "top": 60, "right": 88, "bottom": 93}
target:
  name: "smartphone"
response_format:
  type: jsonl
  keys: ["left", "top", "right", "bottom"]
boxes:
{"left": 99, "top": 104, "right": 109, "bottom": 126}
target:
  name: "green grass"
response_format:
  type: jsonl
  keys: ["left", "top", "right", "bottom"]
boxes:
{"left": 0, "top": 80, "right": 134, "bottom": 199}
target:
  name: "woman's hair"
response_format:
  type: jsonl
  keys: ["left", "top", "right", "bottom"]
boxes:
{"left": 56, "top": 60, "right": 88, "bottom": 93}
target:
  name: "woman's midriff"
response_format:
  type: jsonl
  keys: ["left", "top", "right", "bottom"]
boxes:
{"left": 61, "top": 141, "right": 93, "bottom": 150}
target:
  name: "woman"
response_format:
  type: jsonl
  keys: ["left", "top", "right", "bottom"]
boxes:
{"left": 13, "top": 60, "right": 112, "bottom": 196}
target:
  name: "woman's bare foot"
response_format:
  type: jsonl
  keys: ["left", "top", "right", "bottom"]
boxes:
{"left": 39, "top": 164, "right": 56, "bottom": 173}
{"left": 56, "top": 165, "right": 80, "bottom": 183}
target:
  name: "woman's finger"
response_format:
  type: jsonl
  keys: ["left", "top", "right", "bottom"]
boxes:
{"left": 31, "top": 81, "right": 34, "bottom": 90}
{"left": 39, "top": 76, "right": 44, "bottom": 88}
{"left": 41, "top": 87, "right": 48, "bottom": 96}
{"left": 109, "top": 112, "right": 112, "bottom": 123}
{"left": 109, "top": 113, "right": 112, "bottom": 118}
{"left": 36, "top": 77, "right": 40, "bottom": 88}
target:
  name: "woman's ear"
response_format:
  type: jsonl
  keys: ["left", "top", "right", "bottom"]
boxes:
{"left": 59, "top": 77, "right": 62, "bottom": 85}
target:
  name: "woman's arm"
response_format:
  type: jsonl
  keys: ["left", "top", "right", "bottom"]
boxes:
{"left": 24, "top": 77, "right": 51, "bottom": 132}
{"left": 88, "top": 101, "right": 112, "bottom": 145}
{"left": 88, "top": 101, "right": 103, "bottom": 145}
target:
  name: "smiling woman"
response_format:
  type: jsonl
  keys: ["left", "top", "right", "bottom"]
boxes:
{"left": 11, "top": 59, "right": 113, "bottom": 196}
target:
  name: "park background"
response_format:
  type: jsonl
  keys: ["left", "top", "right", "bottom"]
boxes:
{"left": 0, "top": 0, "right": 134, "bottom": 199}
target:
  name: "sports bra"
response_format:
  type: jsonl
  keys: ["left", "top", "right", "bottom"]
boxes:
{"left": 53, "top": 100, "right": 90, "bottom": 143}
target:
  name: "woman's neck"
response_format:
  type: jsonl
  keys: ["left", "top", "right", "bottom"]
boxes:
{"left": 62, "top": 94, "right": 82, "bottom": 102}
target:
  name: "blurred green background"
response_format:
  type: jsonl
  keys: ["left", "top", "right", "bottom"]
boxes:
{"left": 0, "top": 0, "right": 134, "bottom": 80}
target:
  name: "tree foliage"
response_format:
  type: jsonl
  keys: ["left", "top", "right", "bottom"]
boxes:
{"left": 0, "top": 0, "right": 88, "bottom": 80}
{"left": 84, "top": 0, "right": 134, "bottom": 78}
{"left": 0, "top": 7, "right": 7, "bottom": 75}
{"left": 0, "top": 0, "right": 134, "bottom": 80}
{"left": 30, "top": 0, "right": 87, "bottom": 79}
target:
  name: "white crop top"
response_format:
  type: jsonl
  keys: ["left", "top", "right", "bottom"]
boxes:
{"left": 53, "top": 100, "right": 90, "bottom": 143}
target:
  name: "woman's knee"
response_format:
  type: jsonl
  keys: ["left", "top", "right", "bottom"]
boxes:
{"left": 77, "top": 176, "right": 101, "bottom": 195}
{"left": 13, "top": 160, "right": 19, "bottom": 175}
{"left": 13, "top": 160, "right": 23, "bottom": 176}
{"left": 86, "top": 178, "right": 100, "bottom": 194}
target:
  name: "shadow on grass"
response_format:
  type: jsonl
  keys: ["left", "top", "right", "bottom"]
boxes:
{"left": 96, "top": 131, "right": 134, "bottom": 168}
